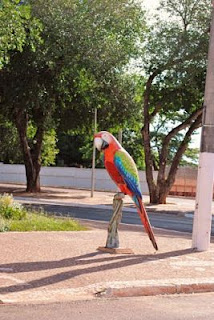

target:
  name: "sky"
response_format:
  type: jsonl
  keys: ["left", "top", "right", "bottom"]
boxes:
{"left": 143, "top": 0, "right": 159, "bottom": 10}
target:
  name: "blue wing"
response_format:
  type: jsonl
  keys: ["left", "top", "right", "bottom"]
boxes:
{"left": 114, "top": 149, "right": 142, "bottom": 199}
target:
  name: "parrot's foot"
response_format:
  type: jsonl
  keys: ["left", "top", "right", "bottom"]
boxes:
{"left": 114, "top": 192, "right": 125, "bottom": 200}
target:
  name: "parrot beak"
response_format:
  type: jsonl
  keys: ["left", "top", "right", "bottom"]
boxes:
{"left": 101, "top": 140, "right": 109, "bottom": 150}
{"left": 94, "top": 134, "right": 109, "bottom": 151}
{"left": 94, "top": 137, "right": 103, "bottom": 151}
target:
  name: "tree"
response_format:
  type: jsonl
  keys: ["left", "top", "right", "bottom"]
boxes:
{"left": 0, "top": 116, "right": 23, "bottom": 163}
{"left": 56, "top": 72, "right": 144, "bottom": 168}
{"left": 0, "top": 117, "right": 58, "bottom": 165}
{"left": 0, "top": 0, "right": 42, "bottom": 67}
{"left": 141, "top": 0, "right": 211, "bottom": 203}
{"left": 180, "top": 147, "right": 199, "bottom": 167}
{"left": 56, "top": 132, "right": 92, "bottom": 168}
{"left": 0, "top": 0, "right": 146, "bottom": 192}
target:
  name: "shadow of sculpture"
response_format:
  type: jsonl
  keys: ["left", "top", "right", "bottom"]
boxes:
{"left": 0, "top": 248, "right": 195, "bottom": 295}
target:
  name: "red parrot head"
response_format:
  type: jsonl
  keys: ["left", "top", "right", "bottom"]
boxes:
{"left": 94, "top": 131, "right": 120, "bottom": 152}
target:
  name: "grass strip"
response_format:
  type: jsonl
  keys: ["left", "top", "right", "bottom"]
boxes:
{"left": 0, "top": 212, "right": 87, "bottom": 232}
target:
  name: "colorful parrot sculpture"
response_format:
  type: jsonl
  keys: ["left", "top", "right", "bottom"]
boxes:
{"left": 94, "top": 131, "right": 158, "bottom": 251}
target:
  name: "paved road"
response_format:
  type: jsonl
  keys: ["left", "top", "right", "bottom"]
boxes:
{"left": 1, "top": 293, "right": 214, "bottom": 320}
{"left": 30, "top": 203, "right": 214, "bottom": 235}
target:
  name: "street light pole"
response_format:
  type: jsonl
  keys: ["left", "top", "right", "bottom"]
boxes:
{"left": 118, "top": 129, "right": 123, "bottom": 145}
{"left": 192, "top": 1, "right": 214, "bottom": 251}
{"left": 91, "top": 108, "right": 97, "bottom": 198}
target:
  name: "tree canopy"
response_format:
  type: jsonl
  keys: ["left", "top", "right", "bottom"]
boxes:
{"left": 141, "top": 0, "right": 211, "bottom": 203}
{"left": 0, "top": 0, "right": 146, "bottom": 191}
{"left": 0, "top": 0, "right": 42, "bottom": 67}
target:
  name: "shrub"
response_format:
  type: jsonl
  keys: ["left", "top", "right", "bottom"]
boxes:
{"left": 0, "top": 194, "right": 26, "bottom": 220}
{"left": 0, "top": 217, "right": 9, "bottom": 232}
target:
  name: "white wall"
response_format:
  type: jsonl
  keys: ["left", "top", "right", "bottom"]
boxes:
{"left": 0, "top": 164, "right": 26, "bottom": 184}
{"left": 0, "top": 163, "right": 151, "bottom": 193}
{"left": 1, "top": 163, "right": 204, "bottom": 196}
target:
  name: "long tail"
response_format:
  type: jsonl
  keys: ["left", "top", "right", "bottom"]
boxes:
{"left": 134, "top": 196, "right": 158, "bottom": 251}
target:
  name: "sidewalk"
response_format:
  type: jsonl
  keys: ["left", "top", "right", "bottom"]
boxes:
{"left": 1, "top": 182, "right": 214, "bottom": 215}
{"left": 0, "top": 183, "right": 214, "bottom": 304}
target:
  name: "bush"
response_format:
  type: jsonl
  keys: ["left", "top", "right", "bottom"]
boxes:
{"left": 0, "top": 194, "right": 27, "bottom": 220}
{"left": 0, "top": 217, "right": 9, "bottom": 232}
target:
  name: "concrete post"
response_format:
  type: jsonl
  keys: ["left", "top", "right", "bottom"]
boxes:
{"left": 192, "top": 2, "right": 214, "bottom": 251}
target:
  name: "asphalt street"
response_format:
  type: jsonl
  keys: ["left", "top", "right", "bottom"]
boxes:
{"left": 1, "top": 293, "right": 214, "bottom": 320}
{"left": 30, "top": 203, "right": 214, "bottom": 235}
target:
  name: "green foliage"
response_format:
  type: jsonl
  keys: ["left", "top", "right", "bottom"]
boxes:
{"left": 0, "top": 0, "right": 146, "bottom": 191}
{"left": 181, "top": 147, "right": 199, "bottom": 167}
{"left": 0, "top": 117, "right": 23, "bottom": 163}
{"left": 56, "top": 120, "right": 145, "bottom": 170}
{"left": 0, "top": 0, "right": 42, "bottom": 67}
{"left": 159, "top": 0, "right": 211, "bottom": 31}
{"left": 0, "top": 194, "right": 27, "bottom": 220}
{"left": 42, "top": 130, "right": 59, "bottom": 166}
{"left": 27, "top": 124, "right": 59, "bottom": 166}
{"left": 29, "top": 0, "right": 146, "bottom": 131}
{"left": 142, "top": 0, "right": 210, "bottom": 169}
{"left": 143, "top": 0, "right": 210, "bottom": 112}
{"left": 0, "top": 119, "right": 59, "bottom": 165}
{"left": 121, "top": 128, "right": 145, "bottom": 170}
{"left": 56, "top": 131, "right": 93, "bottom": 167}
{"left": 0, "top": 217, "right": 9, "bottom": 232}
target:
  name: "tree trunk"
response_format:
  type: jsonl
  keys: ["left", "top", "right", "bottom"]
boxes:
{"left": 25, "top": 159, "right": 41, "bottom": 193}
{"left": 158, "top": 186, "right": 169, "bottom": 204}
{"left": 142, "top": 70, "right": 161, "bottom": 204}
{"left": 142, "top": 71, "right": 203, "bottom": 204}
{"left": 150, "top": 114, "right": 202, "bottom": 204}
{"left": 15, "top": 110, "right": 43, "bottom": 193}
{"left": 148, "top": 186, "right": 159, "bottom": 204}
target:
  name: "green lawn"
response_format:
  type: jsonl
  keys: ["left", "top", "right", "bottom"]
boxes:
{"left": 0, "top": 193, "right": 86, "bottom": 232}
{"left": 12, "top": 212, "right": 86, "bottom": 231}
{"left": 0, "top": 212, "right": 87, "bottom": 232}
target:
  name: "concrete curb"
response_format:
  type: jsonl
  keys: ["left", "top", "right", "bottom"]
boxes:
{"left": 1, "top": 278, "right": 214, "bottom": 304}
{"left": 102, "top": 278, "right": 214, "bottom": 298}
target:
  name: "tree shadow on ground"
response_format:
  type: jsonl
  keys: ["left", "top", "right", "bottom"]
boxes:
{"left": 0, "top": 248, "right": 195, "bottom": 294}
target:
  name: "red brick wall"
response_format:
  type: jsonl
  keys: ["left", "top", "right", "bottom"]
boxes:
{"left": 169, "top": 167, "right": 214, "bottom": 198}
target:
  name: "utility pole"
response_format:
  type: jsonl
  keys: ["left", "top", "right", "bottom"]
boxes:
{"left": 192, "top": 1, "right": 214, "bottom": 251}
{"left": 118, "top": 129, "right": 123, "bottom": 145}
{"left": 91, "top": 108, "right": 97, "bottom": 197}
